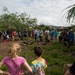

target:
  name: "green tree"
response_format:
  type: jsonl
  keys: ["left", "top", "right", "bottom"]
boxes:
{"left": 0, "top": 7, "right": 37, "bottom": 31}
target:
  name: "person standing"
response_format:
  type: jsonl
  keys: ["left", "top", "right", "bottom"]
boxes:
{"left": 31, "top": 46, "right": 47, "bottom": 75}
{"left": 0, "top": 42, "right": 32, "bottom": 75}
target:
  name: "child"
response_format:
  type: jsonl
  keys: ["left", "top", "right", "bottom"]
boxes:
{"left": 31, "top": 46, "right": 47, "bottom": 75}
{"left": 0, "top": 42, "right": 32, "bottom": 75}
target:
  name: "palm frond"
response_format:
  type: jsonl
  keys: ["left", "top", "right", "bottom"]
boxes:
{"left": 62, "top": 4, "right": 75, "bottom": 23}
{"left": 65, "top": 4, "right": 75, "bottom": 10}
{"left": 67, "top": 6, "right": 75, "bottom": 22}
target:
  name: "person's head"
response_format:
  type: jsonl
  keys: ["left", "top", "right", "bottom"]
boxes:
{"left": 70, "top": 29, "right": 73, "bottom": 32}
{"left": 8, "top": 42, "right": 21, "bottom": 58}
{"left": 34, "top": 46, "right": 43, "bottom": 57}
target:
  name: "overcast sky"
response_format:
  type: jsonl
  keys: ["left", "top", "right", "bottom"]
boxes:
{"left": 0, "top": 0, "right": 75, "bottom": 26}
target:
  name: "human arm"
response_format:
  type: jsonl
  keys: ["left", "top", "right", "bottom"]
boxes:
{"left": 23, "top": 61, "right": 32, "bottom": 73}
{"left": 0, "top": 61, "right": 9, "bottom": 74}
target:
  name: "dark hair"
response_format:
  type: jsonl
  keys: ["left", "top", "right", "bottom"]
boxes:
{"left": 34, "top": 46, "right": 42, "bottom": 57}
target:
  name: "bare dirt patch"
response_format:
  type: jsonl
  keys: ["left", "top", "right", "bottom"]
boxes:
{"left": 0, "top": 41, "right": 19, "bottom": 56}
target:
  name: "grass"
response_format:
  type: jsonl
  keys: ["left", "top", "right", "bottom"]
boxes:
{"left": 0, "top": 41, "right": 75, "bottom": 75}
{"left": 27, "top": 41, "right": 75, "bottom": 75}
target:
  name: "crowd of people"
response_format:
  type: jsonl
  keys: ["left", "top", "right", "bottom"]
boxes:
{"left": 59, "top": 29, "right": 74, "bottom": 48}
{"left": 0, "top": 27, "right": 75, "bottom": 48}
{"left": 0, "top": 28, "right": 75, "bottom": 47}
{"left": 0, "top": 29, "right": 16, "bottom": 42}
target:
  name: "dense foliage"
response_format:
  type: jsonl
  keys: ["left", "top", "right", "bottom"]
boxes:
{"left": 0, "top": 7, "right": 37, "bottom": 31}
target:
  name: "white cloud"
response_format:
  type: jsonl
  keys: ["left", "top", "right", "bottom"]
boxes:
{"left": 0, "top": 0, "right": 75, "bottom": 26}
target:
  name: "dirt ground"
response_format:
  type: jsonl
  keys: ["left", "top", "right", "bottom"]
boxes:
{"left": 0, "top": 40, "right": 75, "bottom": 60}
{"left": 0, "top": 41, "right": 51, "bottom": 57}
{"left": 0, "top": 41, "right": 20, "bottom": 57}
